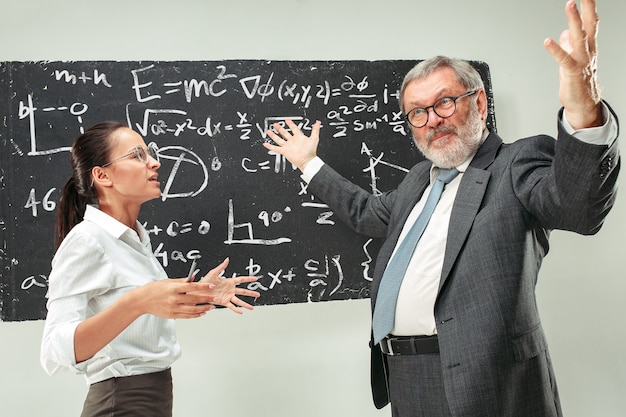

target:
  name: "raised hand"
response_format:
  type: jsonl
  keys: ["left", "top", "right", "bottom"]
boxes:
{"left": 544, "top": 0, "right": 603, "bottom": 129}
{"left": 198, "top": 258, "right": 260, "bottom": 314}
{"left": 264, "top": 119, "right": 322, "bottom": 172}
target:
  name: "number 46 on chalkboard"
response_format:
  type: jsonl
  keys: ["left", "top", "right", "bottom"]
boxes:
{"left": 24, "top": 187, "right": 57, "bottom": 217}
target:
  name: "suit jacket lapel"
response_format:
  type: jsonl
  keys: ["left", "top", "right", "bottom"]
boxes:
{"left": 399, "top": 166, "right": 431, "bottom": 226}
{"left": 439, "top": 132, "right": 502, "bottom": 292}
{"left": 382, "top": 165, "right": 431, "bottom": 267}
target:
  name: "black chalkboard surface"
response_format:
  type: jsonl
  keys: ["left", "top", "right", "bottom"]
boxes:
{"left": 0, "top": 60, "right": 495, "bottom": 321}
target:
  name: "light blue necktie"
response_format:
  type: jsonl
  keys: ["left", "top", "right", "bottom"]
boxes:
{"left": 372, "top": 167, "right": 460, "bottom": 345}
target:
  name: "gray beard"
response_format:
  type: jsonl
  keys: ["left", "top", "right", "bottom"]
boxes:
{"left": 414, "top": 105, "right": 484, "bottom": 168}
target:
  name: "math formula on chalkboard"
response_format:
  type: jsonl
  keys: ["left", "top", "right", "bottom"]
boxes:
{"left": 0, "top": 60, "right": 495, "bottom": 321}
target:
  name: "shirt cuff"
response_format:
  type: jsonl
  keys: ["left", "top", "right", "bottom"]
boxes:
{"left": 301, "top": 156, "right": 325, "bottom": 183}
{"left": 41, "top": 320, "right": 84, "bottom": 375}
{"left": 562, "top": 102, "right": 618, "bottom": 146}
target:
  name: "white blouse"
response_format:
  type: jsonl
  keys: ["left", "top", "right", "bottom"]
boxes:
{"left": 40, "top": 205, "right": 181, "bottom": 385}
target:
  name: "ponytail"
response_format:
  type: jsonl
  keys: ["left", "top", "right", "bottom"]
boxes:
{"left": 55, "top": 176, "right": 93, "bottom": 248}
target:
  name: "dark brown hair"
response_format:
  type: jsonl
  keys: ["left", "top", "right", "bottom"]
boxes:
{"left": 54, "top": 121, "right": 126, "bottom": 248}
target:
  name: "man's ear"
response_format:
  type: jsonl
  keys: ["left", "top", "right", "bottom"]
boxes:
{"left": 91, "top": 167, "right": 112, "bottom": 188}
{"left": 477, "top": 89, "right": 488, "bottom": 121}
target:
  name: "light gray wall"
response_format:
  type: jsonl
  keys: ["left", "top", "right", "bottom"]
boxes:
{"left": 1, "top": 0, "right": 624, "bottom": 416}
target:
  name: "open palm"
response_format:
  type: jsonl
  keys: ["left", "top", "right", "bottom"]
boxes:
{"left": 198, "top": 258, "right": 260, "bottom": 314}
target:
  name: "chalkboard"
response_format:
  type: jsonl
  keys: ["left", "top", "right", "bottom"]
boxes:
{"left": 0, "top": 60, "right": 496, "bottom": 321}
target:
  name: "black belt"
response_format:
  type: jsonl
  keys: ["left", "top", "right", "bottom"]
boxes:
{"left": 379, "top": 335, "right": 439, "bottom": 355}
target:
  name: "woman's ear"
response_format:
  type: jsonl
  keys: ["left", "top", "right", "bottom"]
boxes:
{"left": 91, "top": 166, "right": 112, "bottom": 188}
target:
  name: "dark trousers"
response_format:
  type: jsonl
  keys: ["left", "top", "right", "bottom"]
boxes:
{"left": 81, "top": 369, "right": 173, "bottom": 417}
{"left": 387, "top": 353, "right": 452, "bottom": 417}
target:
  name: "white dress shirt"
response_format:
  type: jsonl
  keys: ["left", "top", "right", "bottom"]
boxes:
{"left": 390, "top": 161, "right": 468, "bottom": 335}
{"left": 302, "top": 104, "right": 617, "bottom": 336}
{"left": 40, "top": 205, "right": 181, "bottom": 385}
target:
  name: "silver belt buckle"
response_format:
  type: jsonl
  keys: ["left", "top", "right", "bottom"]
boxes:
{"left": 384, "top": 337, "right": 395, "bottom": 356}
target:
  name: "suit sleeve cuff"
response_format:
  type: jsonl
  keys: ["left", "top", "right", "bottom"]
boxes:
{"left": 561, "top": 102, "right": 618, "bottom": 146}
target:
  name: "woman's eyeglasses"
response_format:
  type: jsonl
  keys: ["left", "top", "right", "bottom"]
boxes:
{"left": 101, "top": 143, "right": 159, "bottom": 168}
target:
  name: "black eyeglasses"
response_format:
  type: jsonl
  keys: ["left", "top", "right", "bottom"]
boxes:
{"left": 405, "top": 90, "right": 478, "bottom": 128}
{"left": 101, "top": 143, "right": 159, "bottom": 168}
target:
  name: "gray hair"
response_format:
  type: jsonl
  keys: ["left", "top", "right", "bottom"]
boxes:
{"left": 399, "top": 56, "right": 485, "bottom": 113}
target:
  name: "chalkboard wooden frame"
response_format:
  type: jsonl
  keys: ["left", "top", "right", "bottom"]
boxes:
{"left": 0, "top": 59, "right": 495, "bottom": 321}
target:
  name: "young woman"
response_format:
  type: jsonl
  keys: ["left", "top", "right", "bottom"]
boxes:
{"left": 41, "top": 121, "right": 259, "bottom": 417}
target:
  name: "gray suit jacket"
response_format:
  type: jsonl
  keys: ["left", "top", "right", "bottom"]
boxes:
{"left": 307, "top": 107, "right": 620, "bottom": 416}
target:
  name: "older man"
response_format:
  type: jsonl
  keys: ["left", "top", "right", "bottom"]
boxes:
{"left": 264, "top": 1, "right": 619, "bottom": 416}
